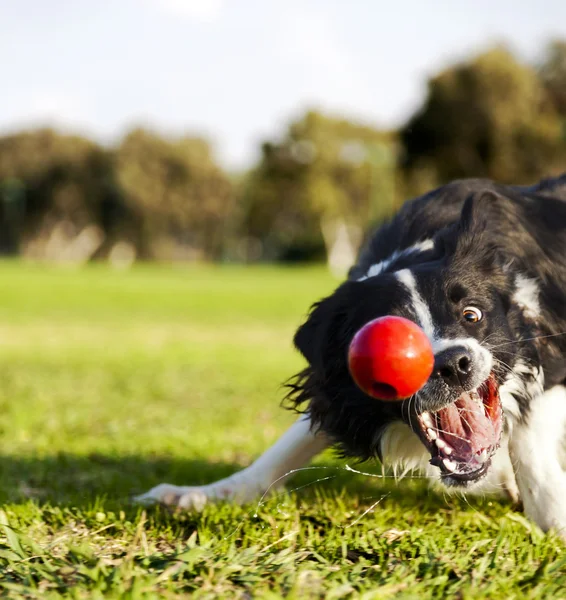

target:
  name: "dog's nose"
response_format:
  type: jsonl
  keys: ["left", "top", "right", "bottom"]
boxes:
{"left": 433, "top": 346, "right": 473, "bottom": 388}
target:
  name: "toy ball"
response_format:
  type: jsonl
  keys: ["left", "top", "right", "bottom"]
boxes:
{"left": 347, "top": 316, "right": 434, "bottom": 401}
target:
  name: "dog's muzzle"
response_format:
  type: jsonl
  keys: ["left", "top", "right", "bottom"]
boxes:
{"left": 411, "top": 375, "right": 503, "bottom": 484}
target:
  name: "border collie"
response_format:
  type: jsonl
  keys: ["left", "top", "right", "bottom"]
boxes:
{"left": 138, "top": 174, "right": 566, "bottom": 539}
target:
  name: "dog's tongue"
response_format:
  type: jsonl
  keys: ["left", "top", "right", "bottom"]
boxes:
{"left": 437, "top": 393, "right": 494, "bottom": 457}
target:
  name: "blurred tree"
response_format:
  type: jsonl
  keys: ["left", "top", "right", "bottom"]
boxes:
{"left": 0, "top": 127, "right": 233, "bottom": 263}
{"left": 116, "top": 128, "right": 234, "bottom": 260}
{"left": 1, "top": 42, "right": 564, "bottom": 267}
{"left": 401, "top": 46, "right": 566, "bottom": 194}
{"left": 242, "top": 111, "right": 397, "bottom": 273}
{"left": 539, "top": 40, "right": 566, "bottom": 118}
{"left": 0, "top": 129, "right": 132, "bottom": 260}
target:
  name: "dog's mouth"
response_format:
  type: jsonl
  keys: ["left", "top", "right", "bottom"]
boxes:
{"left": 413, "top": 375, "right": 503, "bottom": 484}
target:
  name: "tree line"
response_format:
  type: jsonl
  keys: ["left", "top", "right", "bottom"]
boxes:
{"left": 1, "top": 43, "right": 565, "bottom": 270}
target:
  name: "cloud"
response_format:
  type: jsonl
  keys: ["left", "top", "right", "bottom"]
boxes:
{"left": 151, "top": 0, "right": 225, "bottom": 22}
{"left": 274, "top": 7, "right": 376, "bottom": 119}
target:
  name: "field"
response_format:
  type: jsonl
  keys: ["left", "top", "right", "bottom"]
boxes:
{"left": 0, "top": 262, "right": 564, "bottom": 599}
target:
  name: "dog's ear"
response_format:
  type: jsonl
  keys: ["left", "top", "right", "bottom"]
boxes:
{"left": 450, "top": 189, "right": 523, "bottom": 275}
{"left": 294, "top": 285, "right": 351, "bottom": 370}
{"left": 458, "top": 190, "right": 515, "bottom": 236}
{"left": 294, "top": 297, "right": 333, "bottom": 369}
{"left": 435, "top": 191, "right": 497, "bottom": 257}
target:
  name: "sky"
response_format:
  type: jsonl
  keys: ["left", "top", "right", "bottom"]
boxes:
{"left": 1, "top": 0, "right": 565, "bottom": 170}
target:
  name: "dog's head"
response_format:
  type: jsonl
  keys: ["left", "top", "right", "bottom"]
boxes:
{"left": 289, "top": 189, "right": 543, "bottom": 487}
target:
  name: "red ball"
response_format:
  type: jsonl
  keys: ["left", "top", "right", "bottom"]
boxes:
{"left": 348, "top": 316, "right": 434, "bottom": 401}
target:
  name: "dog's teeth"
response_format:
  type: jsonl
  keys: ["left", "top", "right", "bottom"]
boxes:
{"left": 478, "top": 449, "right": 488, "bottom": 463}
{"left": 435, "top": 437, "right": 454, "bottom": 455}
{"left": 427, "top": 428, "right": 437, "bottom": 441}
{"left": 443, "top": 459, "right": 458, "bottom": 472}
{"left": 421, "top": 412, "right": 433, "bottom": 427}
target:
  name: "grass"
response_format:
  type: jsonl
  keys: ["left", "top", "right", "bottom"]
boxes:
{"left": 0, "top": 261, "right": 564, "bottom": 599}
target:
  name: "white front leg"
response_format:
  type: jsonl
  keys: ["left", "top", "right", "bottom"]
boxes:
{"left": 136, "top": 415, "right": 331, "bottom": 510}
{"left": 509, "top": 385, "right": 566, "bottom": 539}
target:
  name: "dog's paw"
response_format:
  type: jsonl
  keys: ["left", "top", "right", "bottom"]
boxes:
{"left": 134, "top": 484, "right": 212, "bottom": 511}
{"left": 134, "top": 474, "right": 267, "bottom": 510}
{"left": 135, "top": 467, "right": 280, "bottom": 510}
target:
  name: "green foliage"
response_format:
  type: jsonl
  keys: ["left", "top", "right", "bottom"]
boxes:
{"left": 0, "top": 128, "right": 233, "bottom": 262}
{"left": 0, "top": 42, "right": 565, "bottom": 265}
{"left": 539, "top": 40, "right": 566, "bottom": 118}
{"left": 242, "top": 111, "right": 396, "bottom": 262}
{"left": 401, "top": 46, "right": 566, "bottom": 194}
{"left": 0, "top": 263, "right": 564, "bottom": 598}
{"left": 0, "top": 129, "right": 117, "bottom": 255}
{"left": 116, "top": 129, "right": 234, "bottom": 260}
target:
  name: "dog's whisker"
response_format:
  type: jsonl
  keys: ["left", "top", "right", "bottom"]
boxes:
{"left": 342, "top": 494, "right": 390, "bottom": 529}
{"left": 431, "top": 425, "right": 474, "bottom": 446}
{"left": 488, "top": 331, "right": 566, "bottom": 349}
{"left": 479, "top": 332, "right": 500, "bottom": 347}
{"left": 407, "top": 392, "right": 416, "bottom": 441}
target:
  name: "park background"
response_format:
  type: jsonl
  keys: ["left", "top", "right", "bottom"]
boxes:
{"left": 2, "top": 1, "right": 566, "bottom": 273}
{"left": 1, "top": 2, "right": 566, "bottom": 598}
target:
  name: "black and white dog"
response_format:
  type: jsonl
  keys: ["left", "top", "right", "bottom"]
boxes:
{"left": 138, "top": 174, "right": 566, "bottom": 539}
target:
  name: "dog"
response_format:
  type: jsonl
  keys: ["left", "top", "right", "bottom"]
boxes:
{"left": 138, "top": 174, "right": 566, "bottom": 539}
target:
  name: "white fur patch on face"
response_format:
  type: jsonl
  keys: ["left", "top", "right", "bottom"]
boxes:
{"left": 513, "top": 274, "right": 541, "bottom": 321}
{"left": 393, "top": 269, "right": 493, "bottom": 381}
{"left": 394, "top": 268, "right": 436, "bottom": 339}
{"left": 357, "top": 239, "right": 434, "bottom": 282}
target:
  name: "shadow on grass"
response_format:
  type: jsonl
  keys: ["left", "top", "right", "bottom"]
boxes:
{"left": 0, "top": 452, "right": 511, "bottom": 518}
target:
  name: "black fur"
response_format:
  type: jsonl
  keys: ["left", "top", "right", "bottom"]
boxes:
{"left": 285, "top": 174, "right": 566, "bottom": 469}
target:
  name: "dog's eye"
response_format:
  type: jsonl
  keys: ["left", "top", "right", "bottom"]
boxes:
{"left": 462, "top": 306, "right": 483, "bottom": 323}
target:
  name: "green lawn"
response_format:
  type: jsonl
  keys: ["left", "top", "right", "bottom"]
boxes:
{"left": 0, "top": 262, "right": 564, "bottom": 599}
